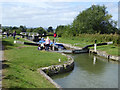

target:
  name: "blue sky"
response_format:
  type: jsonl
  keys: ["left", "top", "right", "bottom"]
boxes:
{"left": 0, "top": 0, "right": 119, "bottom": 28}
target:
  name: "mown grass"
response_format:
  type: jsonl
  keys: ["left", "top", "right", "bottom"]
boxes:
{"left": 93, "top": 45, "right": 119, "bottom": 56}
{"left": 2, "top": 35, "right": 32, "bottom": 43}
{"left": 55, "top": 34, "right": 119, "bottom": 56}
{"left": 2, "top": 36, "right": 68, "bottom": 88}
{"left": 0, "top": 35, "right": 2, "bottom": 38}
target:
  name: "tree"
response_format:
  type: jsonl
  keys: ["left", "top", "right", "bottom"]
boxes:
{"left": 72, "top": 5, "right": 118, "bottom": 34}
{"left": 33, "top": 27, "right": 46, "bottom": 35}
{"left": 47, "top": 26, "right": 53, "bottom": 33}
{"left": 12, "top": 26, "right": 18, "bottom": 30}
{"left": 56, "top": 5, "right": 119, "bottom": 37}
{"left": 26, "top": 28, "right": 34, "bottom": 32}
{"left": 19, "top": 25, "right": 27, "bottom": 32}
{"left": 2, "top": 26, "right": 10, "bottom": 33}
{"left": 55, "top": 25, "right": 65, "bottom": 37}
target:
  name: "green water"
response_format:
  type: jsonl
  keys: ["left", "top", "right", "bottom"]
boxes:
{"left": 51, "top": 53, "right": 119, "bottom": 88}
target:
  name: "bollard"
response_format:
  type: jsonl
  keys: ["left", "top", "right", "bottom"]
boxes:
{"left": 58, "top": 58, "right": 61, "bottom": 62}
{"left": 52, "top": 39, "right": 55, "bottom": 51}
{"left": 94, "top": 44, "right": 97, "bottom": 52}
{"left": 14, "top": 40, "right": 16, "bottom": 44}
{"left": 94, "top": 40, "right": 97, "bottom": 52}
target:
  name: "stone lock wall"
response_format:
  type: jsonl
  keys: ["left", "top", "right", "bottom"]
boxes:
{"left": 89, "top": 50, "right": 120, "bottom": 61}
{"left": 41, "top": 54, "right": 74, "bottom": 76}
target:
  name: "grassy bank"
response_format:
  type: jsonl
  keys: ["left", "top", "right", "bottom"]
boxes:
{"left": 2, "top": 36, "right": 68, "bottom": 88}
{"left": 54, "top": 34, "right": 119, "bottom": 56}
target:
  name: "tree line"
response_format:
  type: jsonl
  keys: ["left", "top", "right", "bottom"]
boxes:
{"left": 56, "top": 5, "right": 119, "bottom": 37}
{"left": 2, "top": 25, "right": 54, "bottom": 35}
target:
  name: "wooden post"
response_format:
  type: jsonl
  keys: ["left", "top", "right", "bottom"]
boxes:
{"left": 52, "top": 39, "right": 55, "bottom": 51}
{"left": 94, "top": 40, "right": 97, "bottom": 52}
{"left": 32, "top": 33, "right": 34, "bottom": 39}
{"left": 94, "top": 44, "right": 96, "bottom": 52}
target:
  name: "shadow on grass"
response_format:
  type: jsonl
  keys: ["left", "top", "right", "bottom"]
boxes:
{"left": 2, "top": 64, "right": 10, "bottom": 70}
{"left": 3, "top": 74, "right": 37, "bottom": 88}
{"left": 0, "top": 60, "right": 10, "bottom": 70}
{"left": 2, "top": 60, "right": 9, "bottom": 63}
{"left": 2, "top": 40, "right": 14, "bottom": 50}
{"left": 2, "top": 88, "right": 23, "bottom": 90}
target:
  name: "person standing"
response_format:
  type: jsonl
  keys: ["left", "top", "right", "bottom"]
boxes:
{"left": 53, "top": 33, "right": 57, "bottom": 38}
{"left": 53, "top": 32, "right": 57, "bottom": 42}
{"left": 45, "top": 37, "right": 50, "bottom": 51}
{"left": 52, "top": 39, "right": 55, "bottom": 51}
{"left": 38, "top": 44, "right": 41, "bottom": 50}
{"left": 13, "top": 31, "right": 16, "bottom": 39}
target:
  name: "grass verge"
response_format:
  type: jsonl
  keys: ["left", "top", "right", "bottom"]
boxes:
{"left": 2, "top": 36, "right": 68, "bottom": 88}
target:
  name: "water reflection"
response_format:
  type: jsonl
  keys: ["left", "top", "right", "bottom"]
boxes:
{"left": 51, "top": 70, "right": 72, "bottom": 79}
{"left": 73, "top": 54, "right": 107, "bottom": 74}
{"left": 93, "top": 56, "right": 96, "bottom": 64}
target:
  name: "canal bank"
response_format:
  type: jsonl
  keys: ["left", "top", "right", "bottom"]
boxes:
{"left": 37, "top": 53, "right": 74, "bottom": 89}
{"left": 51, "top": 53, "right": 119, "bottom": 88}
{"left": 36, "top": 42, "right": 119, "bottom": 88}
{"left": 19, "top": 38, "right": 119, "bottom": 88}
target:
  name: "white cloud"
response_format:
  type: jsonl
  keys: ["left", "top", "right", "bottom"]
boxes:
{"left": 0, "top": 3, "right": 2, "bottom": 23}
{"left": 103, "top": 3, "right": 118, "bottom": 21}
{"left": 0, "top": 0, "right": 119, "bottom": 2}
{"left": 2, "top": 2, "right": 80, "bottom": 28}
{"left": 106, "top": 3, "right": 118, "bottom": 12}
{"left": 1, "top": 1, "right": 118, "bottom": 28}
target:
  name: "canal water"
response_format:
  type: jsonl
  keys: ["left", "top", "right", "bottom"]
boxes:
{"left": 51, "top": 53, "right": 119, "bottom": 88}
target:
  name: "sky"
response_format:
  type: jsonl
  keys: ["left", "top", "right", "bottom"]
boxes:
{"left": 0, "top": 0, "right": 119, "bottom": 29}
